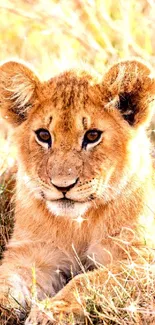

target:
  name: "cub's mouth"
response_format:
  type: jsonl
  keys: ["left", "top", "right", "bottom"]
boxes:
{"left": 53, "top": 198, "right": 75, "bottom": 208}
{"left": 47, "top": 197, "right": 77, "bottom": 205}
{"left": 46, "top": 197, "right": 90, "bottom": 218}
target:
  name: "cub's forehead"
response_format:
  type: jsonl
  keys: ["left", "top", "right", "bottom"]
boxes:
{"left": 31, "top": 70, "right": 111, "bottom": 131}
{"left": 45, "top": 70, "right": 95, "bottom": 112}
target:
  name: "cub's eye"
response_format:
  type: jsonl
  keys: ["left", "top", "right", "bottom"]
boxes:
{"left": 82, "top": 129, "right": 102, "bottom": 149}
{"left": 35, "top": 128, "right": 51, "bottom": 148}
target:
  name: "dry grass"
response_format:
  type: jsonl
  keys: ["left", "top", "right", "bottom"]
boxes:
{"left": 1, "top": 0, "right": 155, "bottom": 78}
{"left": 3, "top": 249, "right": 154, "bottom": 325}
{"left": 0, "top": 172, "right": 15, "bottom": 260}
{"left": 1, "top": 239, "right": 155, "bottom": 324}
{"left": 82, "top": 260, "right": 155, "bottom": 325}
{"left": 1, "top": 0, "right": 155, "bottom": 324}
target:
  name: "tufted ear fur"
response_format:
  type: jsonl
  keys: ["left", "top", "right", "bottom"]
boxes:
{"left": 103, "top": 60, "right": 155, "bottom": 127}
{"left": 0, "top": 61, "right": 41, "bottom": 127}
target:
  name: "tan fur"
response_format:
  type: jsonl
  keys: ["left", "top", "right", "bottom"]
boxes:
{"left": 0, "top": 60, "right": 155, "bottom": 324}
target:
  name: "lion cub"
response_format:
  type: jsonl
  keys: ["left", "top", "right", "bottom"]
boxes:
{"left": 0, "top": 60, "right": 155, "bottom": 324}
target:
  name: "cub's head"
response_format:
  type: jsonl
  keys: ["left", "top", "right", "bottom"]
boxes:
{"left": 0, "top": 60, "right": 154, "bottom": 218}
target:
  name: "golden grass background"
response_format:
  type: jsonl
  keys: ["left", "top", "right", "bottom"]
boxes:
{"left": 1, "top": 0, "right": 155, "bottom": 78}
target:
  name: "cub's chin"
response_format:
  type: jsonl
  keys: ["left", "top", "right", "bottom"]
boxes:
{"left": 46, "top": 199, "right": 90, "bottom": 219}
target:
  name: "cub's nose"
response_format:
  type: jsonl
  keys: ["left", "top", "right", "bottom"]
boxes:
{"left": 51, "top": 177, "right": 78, "bottom": 193}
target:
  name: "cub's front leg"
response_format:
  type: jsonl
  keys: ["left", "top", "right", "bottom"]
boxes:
{"left": 26, "top": 246, "right": 155, "bottom": 325}
{"left": 26, "top": 268, "right": 109, "bottom": 325}
{"left": 0, "top": 243, "right": 69, "bottom": 316}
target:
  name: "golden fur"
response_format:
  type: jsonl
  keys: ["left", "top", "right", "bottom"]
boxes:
{"left": 0, "top": 60, "right": 155, "bottom": 324}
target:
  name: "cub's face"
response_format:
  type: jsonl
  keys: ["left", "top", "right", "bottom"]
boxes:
{"left": 13, "top": 77, "right": 139, "bottom": 219}
{"left": 0, "top": 60, "right": 154, "bottom": 218}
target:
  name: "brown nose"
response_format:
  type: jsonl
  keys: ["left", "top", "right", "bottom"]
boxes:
{"left": 51, "top": 177, "right": 78, "bottom": 193}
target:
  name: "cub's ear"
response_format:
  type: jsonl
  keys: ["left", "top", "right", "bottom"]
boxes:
{"left": 0, "top": 61, "right": 41, "bottom": 127}
{"left": 103, "top": 60, "right": 155, "bottom": 127}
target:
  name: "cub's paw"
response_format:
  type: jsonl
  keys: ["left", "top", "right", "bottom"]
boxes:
{"left": 25, "top": 302, "right": 79, "bottom": 325}
{"left": 25, "top": 305, "right": 54, "bottom": 325}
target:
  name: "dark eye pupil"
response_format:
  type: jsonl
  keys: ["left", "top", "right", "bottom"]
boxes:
{"left": 35, "top": 128, "right": 51, "bottom": 146}
{"left": 82, "top": 129, "right": 102, "bottom": 148}
{"left": 39, "top": 131, "right": 50, "bottom": 141}
{"left": 86, "top": 131, "right": 99, "bottom": 141}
